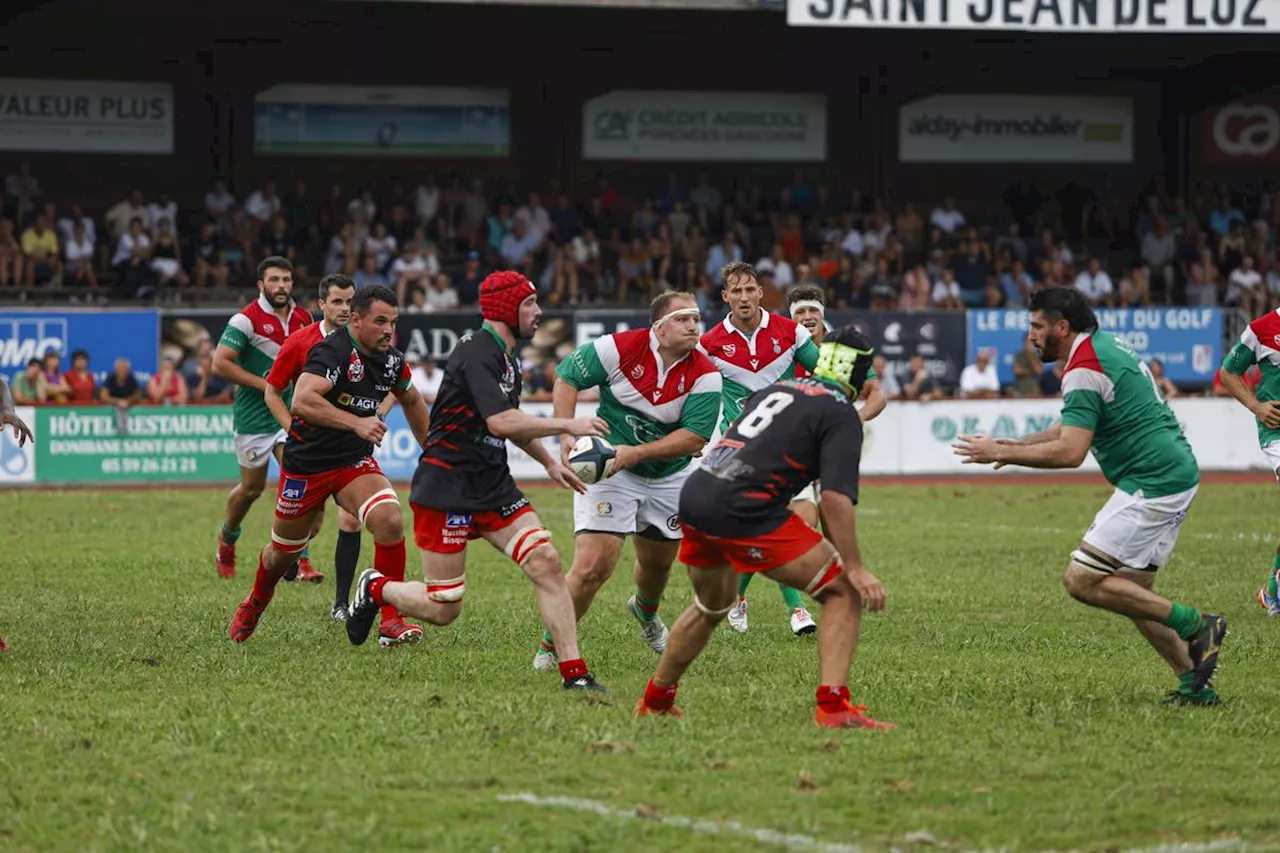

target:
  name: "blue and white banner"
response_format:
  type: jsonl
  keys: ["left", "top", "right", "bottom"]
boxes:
{"left": 0, "top": 309, "right": 159, "bottom": 383}
{"left": 254, "top": 84, "right": 509, "bottom": 157}
{"left": 967, "top": 307, "right": 1222, "bottom": 384}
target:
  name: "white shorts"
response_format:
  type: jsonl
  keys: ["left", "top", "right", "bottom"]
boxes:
{"left": 1263, "top": 441, "right": 1280, "bottom": 478}
{"left": 573, "top": 467, "right": 687, "bottom": 540}
{"left": 791, "top": 481, "right": 819, "bottom": 505}
{"left": 1082, "top": 485, "right": 1198, "bottom": 571}
{"left": 235, "top": 430, "right": 287, "bottom": 469}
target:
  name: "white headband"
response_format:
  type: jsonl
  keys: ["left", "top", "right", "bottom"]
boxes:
{"left": 653, "top": 307, "right": 701, "bottom": 328}
{"left": 789, "top": 300, "right": 825, "bottom": 319}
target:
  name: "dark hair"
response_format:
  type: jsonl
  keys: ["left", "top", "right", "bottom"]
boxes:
{"left": 787, "top": 284, "right": 825, "bottom": 307}
{"left": 318, "top": 274, "right": 355, "bottom": 300}
{"left": 720, "top": 261, "right": 759, "bottom": 289}
{"left": 26, "top": 358, "right": 41, "bottom": 368}
{"left": 1027, "top": 287, "right": 1099, "bottom": 334}
{"left": 352, "top": 285, "right": 398, "bottom": 316}
{"left": 649, "top": 290, "right": 696, "bottom": 324}
{"left": 70, "top": 349, "right": 89, "bottom": 363}
{"left": 257, "top": 255, "right": 294, "bottom": 281}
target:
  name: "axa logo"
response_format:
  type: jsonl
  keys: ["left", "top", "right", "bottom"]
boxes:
{"left": 593, "top": 110, "right": 631, "bottom": 141}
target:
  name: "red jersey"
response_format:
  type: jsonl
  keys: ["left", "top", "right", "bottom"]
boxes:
{"left": 266, "top": 320, "right": 337, "bottom": 390}
{"left": 64, "top": 370, "right": 96, "bottom": 403}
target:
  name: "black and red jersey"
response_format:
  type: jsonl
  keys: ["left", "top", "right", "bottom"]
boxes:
{"left": 411, "top": 324, "right": 525, "bottom": 512}
{"left": 680, "top": 378, "right": 864, "bottom": 538}
{"left": 282, "top": 329, "right": 410, "bottom": 475}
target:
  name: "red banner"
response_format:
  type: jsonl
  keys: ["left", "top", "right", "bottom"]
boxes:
{"left": 1204, "top": 101, "right": 1280, "bottom": 164}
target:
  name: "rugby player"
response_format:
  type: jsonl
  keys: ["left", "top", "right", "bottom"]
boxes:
{"left": 953, "top": 287, "right": 1227, "bottom": 706}
{"left": 265, "top": 273, "right": 383, "bottom": 620}
{"left": 229, "top": 285, "right": 430, "bottom": 646}
{"left": 531, "top": 290, "right": 721, "bottom": 672}
{"left": 213, "top": 257, "right": 314, "bottom": 580}
{"left": 0, "top": 374, "right": 32, "bottom": 654}
{"left": 699, "top": 262, "right": 820, "bottom": 636}
{"left": 633, "top": 326, "right": 893, "bottom": 729}
{"left": 345, "top": 271, "right": 611, "bottom": 692}
{"left": 1218, "top": 308, "right": 1280, "bottom": 616}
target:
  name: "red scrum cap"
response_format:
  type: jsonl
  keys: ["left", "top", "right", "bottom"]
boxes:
{"left": 479, "top": 271, "right": 536, "bottom": 329}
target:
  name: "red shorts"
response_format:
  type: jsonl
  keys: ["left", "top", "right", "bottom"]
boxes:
{"left": 678, "top": 512, "right": 823, "bottom": 573}
{"left": 411, "top": 498, "right": 535, "bottom": 553}
{"left": 275, "top": 457, "right": 384, "bottom": 520}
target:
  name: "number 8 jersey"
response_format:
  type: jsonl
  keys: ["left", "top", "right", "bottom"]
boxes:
{"left": 680, "top": 378, "right": 864, "bottom": 538}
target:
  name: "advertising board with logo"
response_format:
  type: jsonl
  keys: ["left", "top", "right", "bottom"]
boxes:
{"left": 0, "top": 309, "right": 159, "bottom": 384}
{"left": 254, "top": 84, "right": 510, "bottom": 157}
{"left": 583, "top": 90, "right": 827, "bottom": 162}
{"left": 899, "top": 95, "right": 1133, "bottom": 163}
{"left": 0, "top": 78, "right": 173, "bottom": 154}
{"left": 828, "top": 310, "right": 967, "bottom": 387}
{"left": 1204, "top": 100, "right": 1280, "bottom": 164}
{"left": 0, "top": 406, "right": 36, "bottom": 484}
{"left": 788, "top": 0, "right": 1280, "bottom": 32}
{"left": 967, "top": 308, "right": 1221, "bottom": 384}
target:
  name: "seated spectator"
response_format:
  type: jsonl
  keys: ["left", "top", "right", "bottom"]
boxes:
{"left": 101, "top": 358, "right": 143, "bottom": 405}
{"left": 1073, "top": 257, "right": 1115, "bottom": 307}
{"left": 148, "top": 191, "right": 178, "bottom": 236}
{"left": 424, "top": 274, "right": 459, "bottom": 311}
{"left": 147, "top": 357, "right": 189, "bottom": 406}
{"left": 391, "top": 244, "right": 434, "bottom": 307}
{"left": 1040, "top": 360, "right": 1065, "bottom": 396}
{"left": 11, "top": 358, "right": 45, "bottom": 404}
{"left": 1148, "top": 358, "right": 1178, "bottom": 399}
{"left": 1118, "top": 267, "right": 1152, "bottom": 307}
{"left": 959, "top": 349, "right": 1001, "bottom": 399}
{"left": 526, "top": 362, "right": 558, "bottom": 402}
{"left": 151, "top": 219, "right": 189, "bottom": 291}
{"left": 21, "top": 212, "right": 61, "bottom": 287}
{"left": 193, "top": 220, "right": 230, "bottom": 291}
{"left": 902, "top": 355, "right": 938, "bottom": 401}
{"left": 56, "top": 203, "right": 95, "bottom": 248}
{"left": 244, "top": 182, "right": 281, "bottom": 225}
{"left": 705, "top": 232, "right": 742, "bottom": 279}
{"left": 363, "top": 222, "right": 397, "bottom": 272}
{"left": 63, "top": 220, "right": 98, "bottom": 298}
{"left": 499, "top": 218, "right": 538, "bottom": 279}
{"left": 948, "top": 239, "right": 992, "bottom": 307}
{"left": 63, "top": 349, "right": 96, "bottom": 403}
{"left": 932, "top": 268, "right": 963, "bottom": 311}
{"left": 42, "top": 352, "right": 71, "bottom": 403}
{"left": 1141, "top": 218, "right": 1177, "bottom": 296}
{"left": 1185, "top": 248, "right": 1221, "bottom": 307}
{"left": 106, "top": 190, "right": 149, "bottom": 241}
{"left": 1011, "top": 336, "right": 1043, "bottom": 397}
{"left": 408, "top": 354, "right": 444, "bottom": 404}
{"left": 112, "top": 217, "right": 154, "bottom": 298}
{"left": 871, "top": 355, "right": 901, "bottom": 399}
{"left": 259, "top": 214, "right": 297, "bottom": 269}
{"left": 190, "top": 352, "right": 232, "bottom": 403}
{"left": 0, "top": 218, "right": 23, "bottom": 288}
{"left": 617, "top": 237, "right": 652, "bottom": 304}
{"left": 204, "top": 180, "right": 236, "bottom": 229}
{"left": 455, "top": 251, "right": 485, "bottom": 306}
{"left": 354, "top": 254, "right": 389, "bottom": 290}
{"left": 1000, "top": 259, "right": 1034, "bottom": 308}
{"left": 898, "top": 265, "right": 931, "bottom": 312}
{"left": 930, "top": 196, "right": 966, "bottom": 234}
{"left": 866, "top": 257, "right": 897, "bottom": 309}
{"left": 1228, "top": 254, "right": 1266, "bottom": 316}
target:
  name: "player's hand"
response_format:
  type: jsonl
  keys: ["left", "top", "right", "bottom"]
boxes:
{"left": 1252, "top": 400, "right": 1280, "bottom": 429}
{"left": 355, "top": 418, "right": 388, "bottom": 446}
{"left": 607, "top": 445, "right": 641, "bottom": 477}
{"left": 565, "top": 416, "right": 609, "bottom": 438}
{"left": 845, "top": 566, "right": 886, "bottom": 612}
{"left": 952, "top": 433, "right": 1001, "bottom": 467}
{"left": 546, "top": 461, "right": 589, "bottom": 495}
{"left": 559, "top": 435, "right": 575, "bottom": 466}
{"left": 3, "top": 412, "right": 32, "bottom": 447}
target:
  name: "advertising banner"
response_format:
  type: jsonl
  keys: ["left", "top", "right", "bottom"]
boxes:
{"left": 0, "top": 309, "right": 159, "bottom": 383}
{"left": 966, "top": 308, "right": 1221, "bottom": 384}
{"left": 1203, "top": 100, "right": 1280, "bottom": 164}
{"left": 788, "top": 0, "right": 1280, "bottom": 32}
{"left": 583, "top": 90, "right": 827, "bottom": 162}
{"left": 899, "top": 95, "right": 1133, "bottom": 163}
{"left": 0, "top": 78, "right": 173, "bottom": 154}
{"left": 254, "top": 84, "right": 510, "bottom": 157}
{"left": 34, "top": 406, "right": 240, "bottom": 483}
{"left": 830, "top": 310, "right": 967, "bottom": 387}
{"left": 0, "top": 405, "right": 36, "bottom": 484}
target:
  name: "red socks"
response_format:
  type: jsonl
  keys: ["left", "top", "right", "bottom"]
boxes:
{"left": 643, "top": 679, "right": 678, "bottom": 711}
{"left": 374, "top": 539, "right": 406, "bottom": 621}
{"left": 251, "top": 550, "right": 285, "bottom": 606}
{"left": 816, "top": 685, "right": 850, "bottom": 713}
{"left": 558, "top": 658, "right": 588, "bottom": 681}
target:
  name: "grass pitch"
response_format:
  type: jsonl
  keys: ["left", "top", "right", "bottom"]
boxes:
{"left": 2, "top": 480, "right": 1279, "bottom": 852}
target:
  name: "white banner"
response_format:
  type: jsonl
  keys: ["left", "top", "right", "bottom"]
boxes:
{"left": 789, "top": 0, "right": 1280, "bottom": 32}
{"left": 583, "top": 90, "right": 827, "bottom": 162}
{"left": 0, "top": 406, "right": 36, "bottom": 483}
{"left": 0, "top": 79, "right": 173, "bottom": 154}
{"left": 899, "top": 95, "right": 1133, "bottom": 163}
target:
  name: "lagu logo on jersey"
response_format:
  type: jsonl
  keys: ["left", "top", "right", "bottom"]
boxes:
{"left": 337, "top": 392, "right": 378, "bottom": 412}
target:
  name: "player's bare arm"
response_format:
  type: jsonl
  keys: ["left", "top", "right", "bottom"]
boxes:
{"left": 954, "top": 425, "right": 1091, "bottom": 470}
{"left": 1220, "top": 368, "right": 1280, "bottom": 429}
{"left": 392, "top": 384, "right": 431, "bottom": 447}
{"left": 263, "top": 382, "right": 292, "bottom": 431}
{"left": 1008, "top": 423, "right": 1062, "bottom": 446}
{"left": 858, "top": 379, "right": 887, "bottom": 423}
{"left": 552, "top": 377, "right": 582, "bottom": 463}
{"left": 293, "top": 372, "right": 387, "bottom": 444}
{"left": 611, "top": 428, "right": 707, "bottom": 474}
{"left": 486, "top": 407, "right": 606, "bottom": 443}
{"left": 818, "top": 491, "right": 884, "bottom": 612}
{"left": 213, "top": 343, "right": 267, "bottom": 392}
{"left": 0, "top": 377, "right": 32, "bottom": 446}
{"left": 376, "top": 392, "right": 396, "bottom": 419}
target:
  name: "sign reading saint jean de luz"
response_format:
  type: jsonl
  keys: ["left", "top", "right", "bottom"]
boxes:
{"left": 787, "top": 0, "right": 1280, "bottom": 32}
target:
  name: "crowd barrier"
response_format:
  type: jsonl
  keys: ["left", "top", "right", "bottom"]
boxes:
{"left": 1, "top": 398, "right": 1268, "bottom": 486}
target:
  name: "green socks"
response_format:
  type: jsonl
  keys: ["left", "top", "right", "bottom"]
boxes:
{"left": 738, "top": 573, "right": 752, "bottom": 597}
{"left": 632, "top": 593, "right": 660, "bottom": 623}
{"left": 739, "top": 571, "right": 804, "bottom": 612}
{"left": 1268, "top": 553, "right": 1280, "bottom": 597}
{"left": 539, "top": 630, "right": 555, "bottom": 655}
{"left": 1163, "top": 603, "right": 1205, "bottom": 641}
{"left": 300, "top": 544, "right": 310, "bottom": 560}
{"left": 220, "top": 524, "right": 241, "bottom": 545}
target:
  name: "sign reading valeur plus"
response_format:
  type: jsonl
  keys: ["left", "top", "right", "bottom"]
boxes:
{"left": 582, "top": 90, "right": 827, "bottom": 162}
{"left": 788, "top": 0, "right": 1280, "bottom": 31}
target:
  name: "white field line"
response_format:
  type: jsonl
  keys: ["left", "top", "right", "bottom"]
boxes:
{"left": 497, "top": 793, "right": 1257, "bottom": 853}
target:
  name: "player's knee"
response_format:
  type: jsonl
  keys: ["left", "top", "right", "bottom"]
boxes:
{"left": 338, "top": 510, "right": 362, "bottom": 533}
{"left": 242, "top": 481, "right": 266, "bottom": 502}
{"left": 1063, "top": 551, "right": 1109, "bottom": 601}
{"left": 522, "top": 543, "right": 562, "bottom": 585}
{"left": 365, "top": 505, "right": 404, "bottom": 543}
{"left": 693, "top": 593, "right": 734, "bottom": 624}
{"left": 575, "top": 557, "right": 616, "bottom": 591}
{"left": 425, "top": 600, "right": 462, "bottom": 626}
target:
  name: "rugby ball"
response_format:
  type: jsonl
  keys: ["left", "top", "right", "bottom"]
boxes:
{"left": 567, "top": 436, "right": 616, "bottom": 485}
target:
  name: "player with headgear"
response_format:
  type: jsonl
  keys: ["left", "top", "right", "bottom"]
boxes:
{"left": 344, "top": 271, "right": 613, "bottom": 692}
{"left": 634, "top": 325, "right": 894, "bottom": 729}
